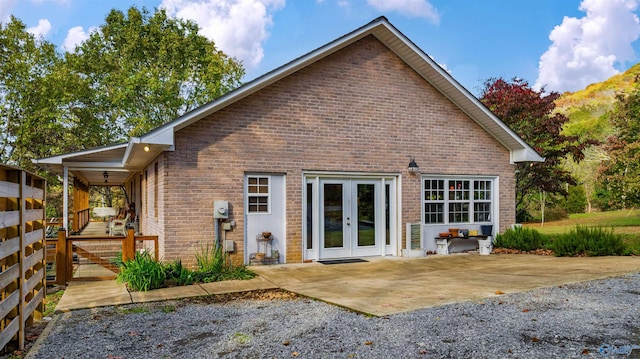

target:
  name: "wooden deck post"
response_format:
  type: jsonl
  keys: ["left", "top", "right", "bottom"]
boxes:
{"left": 122, "top": 229, "right": 135, "bottom": 262}
{"left": 56, "top": 229, "right": 67, "bottom": 285}
{"left": 66, "top": 239, "right": 73, "bottom": 283}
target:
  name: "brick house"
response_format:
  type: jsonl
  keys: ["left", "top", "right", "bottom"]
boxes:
{"left": 35, "top": 17, "right": 543, "bottom": 265}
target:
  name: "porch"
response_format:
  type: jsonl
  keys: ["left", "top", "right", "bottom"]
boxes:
{"left": 47, "top": 221, "right": 158, "bottom": 284}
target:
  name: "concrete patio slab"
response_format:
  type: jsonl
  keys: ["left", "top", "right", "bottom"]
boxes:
{"left": 251, "top": 254, "right": 640, "bottom": 316}
{"left": 55, "top": 254, "right": 640, "bottom": 317}
{"left": 54, "top": 275, "right": 278, "bottom": 312}
{"left": 199, "top": 276, "right": 277, "bottom": 295}
{"left": 55, "top": 280, "right": 130, "bottom": 312}
{"left": 129, "top": 283, "right": 209, "bottom": 303}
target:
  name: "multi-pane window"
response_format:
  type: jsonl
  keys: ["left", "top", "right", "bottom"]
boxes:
{"left": 474, "top": 180, "right": 492, "bottom": 222}
{"left": 424, "top": 180, "right": 445, "bottom": 223}
{"left": 423, "top": 178, "right": 493, "bottom": 224}
{"left": 448, "top": 180, "right": 470, "bottom": 223}
{"left": 247, "top": 176, "right": 269, "bottom": 213}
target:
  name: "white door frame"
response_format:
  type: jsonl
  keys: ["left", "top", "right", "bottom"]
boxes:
{"left": 303, "top": 173, "right": 399, "bottom": 261}
{"left": 244, "top": 174, "right": 286, "bottom": 264}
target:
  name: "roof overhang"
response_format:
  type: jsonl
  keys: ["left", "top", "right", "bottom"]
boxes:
{"left": 33, "top": 17, "right": 542, "bottom": 185}
{"left": 33, "top": 139, "right": 172, "bottom": 186}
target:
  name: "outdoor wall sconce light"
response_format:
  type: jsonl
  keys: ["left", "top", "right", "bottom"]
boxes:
{"left": 103, "top": 171, "right": 109, "bottom": 183}
{"left": 408, "top": 157, "right": 420, "bottom": 173}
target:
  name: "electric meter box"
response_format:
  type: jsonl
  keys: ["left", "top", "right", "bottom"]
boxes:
{"left": 214, "top": 200, "right": 229, "bottom": 219}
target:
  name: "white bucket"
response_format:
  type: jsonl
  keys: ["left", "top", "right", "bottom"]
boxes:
{"left": 478, "top": 239, "right": 492, "bottom": 255}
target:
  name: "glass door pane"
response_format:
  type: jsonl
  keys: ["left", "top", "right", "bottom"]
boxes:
{"left": 323, "top": 183, "right": 344, "bottom": 248}
{"left": 356, "top": 183, "right": 376, "bottom": 247}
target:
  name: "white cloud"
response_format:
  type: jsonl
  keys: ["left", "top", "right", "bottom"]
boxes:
{"left": 366, "top": 0, "right": 439, "bottom": 24}
{"left": 27, "top": 18, "right": 51, "bottom": 38}
{"left": 535, "top": 0, "right": 640, "bottom": 92}
{"left": 62, "top": 26, "right": 96, "bottom": 52}
{"left": 160, "top": 0, "right": 286, "bottom": 68}
{"left": 0, "top": 0, "right": 17, "bottom": 23}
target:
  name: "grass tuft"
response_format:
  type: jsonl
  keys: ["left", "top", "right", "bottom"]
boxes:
{"left": 117, "top": 250, "right": 166, "bottom": 291}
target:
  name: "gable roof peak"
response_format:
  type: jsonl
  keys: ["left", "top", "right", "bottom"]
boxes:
{"left": 138, "top": 16, "right": 542, "bottom": 163}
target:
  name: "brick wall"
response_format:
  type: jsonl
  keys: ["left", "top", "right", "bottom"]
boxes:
{"left": 139, "top": 154, "right": 166, "bottom": 259}
{"left": 158, "top": 35, "right": 515, "bottom": 265}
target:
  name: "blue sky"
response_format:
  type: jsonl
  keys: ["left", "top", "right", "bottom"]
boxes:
{"left": 2, "top": 0, "right": 640, "bottom": 95}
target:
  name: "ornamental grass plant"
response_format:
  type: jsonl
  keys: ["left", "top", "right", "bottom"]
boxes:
{"left": 117, "top": 250, "right": 166, "bottom": 291}
{"left": 117, "top": 243, "right": 255, "bottom": 291}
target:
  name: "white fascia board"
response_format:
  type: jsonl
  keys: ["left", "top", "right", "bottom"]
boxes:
{"left": 511, "top": 149, "right": 545, "bottom": 163}
{"left": 32, "top": 143, "right": 128, "bottom": 165}
{"left": 122, "top": 137, "right": 141, "bottom": 166}
{"left": 66, "top": 166, "right": 129, "bottom": 172}
{"left": 139, "top": 127, "right": 175, "bottom": 147}
{"left": 379, "top": 22, "right": 544, "bottom": 163}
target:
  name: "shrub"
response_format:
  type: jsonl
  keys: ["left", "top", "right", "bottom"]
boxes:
{"left": 195, "top": 243, "right": 226, "bottom": 274}
{"left": 118, "top": 244, "right": 256, "bottom": 291}
{"left": 494, "top": 226, "right": 549, "bottom": 251}
{"left": 117, "top": 250, "right": 166, "bottom": 291}
{"left": 550, "top": 226, "right": 626, "bottom": 257}
{"left": 560, "top": 185, "right": 587, "bottom": 214}
{"left": 165, "top": 259, "right": 196, "bottom": 286}
{"left": 194, "top": 243, "right": 255, "bottom": 283}
{"left": 543, "top": 206, "right": 569, "bottom": 222}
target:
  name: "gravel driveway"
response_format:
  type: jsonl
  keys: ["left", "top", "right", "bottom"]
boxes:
{"left": 28, "top": 273, "right": 640, "bottom": 358}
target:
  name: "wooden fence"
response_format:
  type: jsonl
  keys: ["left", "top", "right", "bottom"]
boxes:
{"left": 0, "top": 164, "right": 46, "bottom": 351}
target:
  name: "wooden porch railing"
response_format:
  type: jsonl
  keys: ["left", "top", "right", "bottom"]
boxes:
{"left": 72, "top": 208, "right": 90, "bottom": 233}
{"left": 54, "top": 229, "right": 159, "bottom": 285}
{"left": 71, "top": 178, "right": 89, "bottom": 233}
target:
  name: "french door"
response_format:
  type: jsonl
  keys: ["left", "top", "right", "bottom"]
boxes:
{"left": 320, "top": 179, "right": 381, "bottom": 258}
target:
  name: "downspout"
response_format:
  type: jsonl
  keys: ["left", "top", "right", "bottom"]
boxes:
{"left": 63, "top": 165, "right": 69, "bottom": 235}
{"left": 214, "top": 218, "right": 220, "bottom": 251}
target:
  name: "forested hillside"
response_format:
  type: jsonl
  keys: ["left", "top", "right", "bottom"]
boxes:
{"left": 549, "top": 62, "right": 640, "bottom": 215}
{"left": 555, "top": 63, "right": 640, "bottom": 141}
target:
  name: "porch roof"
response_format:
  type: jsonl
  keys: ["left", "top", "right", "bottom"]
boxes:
{"left": 33, "top": 16, "right": 543, "bottom": 185}
{"left": 33, "top": 140, "right": 171, "bottom": 186}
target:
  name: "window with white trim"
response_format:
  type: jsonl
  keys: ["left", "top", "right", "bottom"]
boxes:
{"left": 423, "top": 178, "right": 493, "bottom": 224}
{"left": 473, "top": 180, "right": 492, "bottom": 222}
{"left": 424, "top": 179, "right": 445, "bottom": 223}
{"left": 247, "top": 176, "right": 269, "bottom": 213}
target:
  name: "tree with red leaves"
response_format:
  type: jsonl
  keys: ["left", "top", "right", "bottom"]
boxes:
{"left": 480, "top": 78, "right": 598, "bottom": 221}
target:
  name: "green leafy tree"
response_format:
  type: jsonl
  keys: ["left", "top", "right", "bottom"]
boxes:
{"left": 598, "top": 83, "right": 640, "bottom": 208}
{"left": 563, "top": 146, "right": 608, "bottom": 213}
{"left": 0, "top": 17, "right": 65, "bottom": 170}
{"left": 64, "top": 6, "right": 245, "bottom": 140}
{"left": 559, "top": 185, "right": 587, "bottom": 214}
{"left": 480, "top": 78, "right": 598, "bottom": 221}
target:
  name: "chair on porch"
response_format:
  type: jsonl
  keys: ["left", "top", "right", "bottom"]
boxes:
{"left": 109, "top": 213, "right": 130, "bottom": 236}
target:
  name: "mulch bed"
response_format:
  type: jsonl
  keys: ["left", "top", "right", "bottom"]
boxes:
{"left": 492, "top": 247, "right": 555, "bottom": 256}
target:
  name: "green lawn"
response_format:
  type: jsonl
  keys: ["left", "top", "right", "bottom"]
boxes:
{"left": 523, "top": 209, "right": 640, "bottom": 252}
